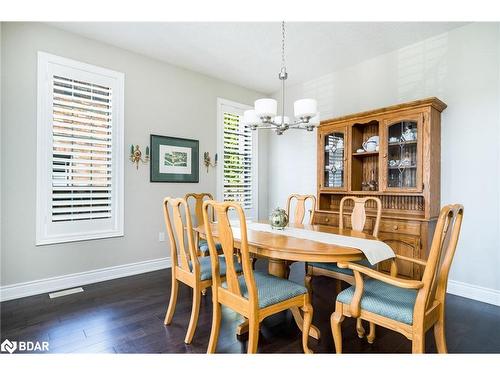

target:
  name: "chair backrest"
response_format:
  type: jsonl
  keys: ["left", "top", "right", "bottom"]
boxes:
{"left": 202, "top": 200, "right": 258, "bottom": 309}
{"left": 415, "top": 204, "right": 464, "bottom": 315}
{"left": 339, "top": 196, "right": 382, "bottom": 237}
{"left": 163, "top": 197, "right": 200, "bottom": 276}
{"left": 286, "top": 194, "right": 317, "bottom": 225}
{"left": 185, "top": 192, "right": 214, "bottom": 227}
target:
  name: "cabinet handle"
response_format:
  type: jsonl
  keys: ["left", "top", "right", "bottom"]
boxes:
{"left": 393, "top": 225, "right": 399, "bottom": 231}
{"left": 383, "top": 153, "right": 388, "bottom": 158}
{"left": 325, "top": 218, "right": 330, "bottom": 222}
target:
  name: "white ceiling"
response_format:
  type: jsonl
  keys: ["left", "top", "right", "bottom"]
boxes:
{"left": 49, "top": 22, "right": 468, "bottom": 94}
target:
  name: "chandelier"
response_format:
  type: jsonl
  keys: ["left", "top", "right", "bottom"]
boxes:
{"left": 244, "top": 22, "right": 319, "bottom": 135}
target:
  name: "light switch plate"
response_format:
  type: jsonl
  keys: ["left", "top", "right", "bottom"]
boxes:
{"left": 159, "top": 232, "right": 166, "bottom": 242}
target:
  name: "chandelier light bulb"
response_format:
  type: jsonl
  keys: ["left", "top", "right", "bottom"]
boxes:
{"left": 294, "top": 98, "right": 318, "bottom": 119}
{"left": 243, "top": 109, "right": 261, "bottom": 126}
{"left": 255, "top": 98, "right": 278, "bottom": 118}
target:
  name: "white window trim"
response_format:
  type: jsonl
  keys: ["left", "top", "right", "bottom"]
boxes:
{"left": 36, "top": 52, "right": 124, "bottom": 245}
{"left": 216, "top": 98, "right": 258, "bottom": 220}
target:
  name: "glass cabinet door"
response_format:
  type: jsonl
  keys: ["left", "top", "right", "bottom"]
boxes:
{"left": 322, "top": 129, "right": 346, "bottom": 190}
{"left": 382, "top": 116, "right": 422, "bottom": 191}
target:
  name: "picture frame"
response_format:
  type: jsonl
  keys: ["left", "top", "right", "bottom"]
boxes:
{"left": 150, "top": 134, "right": 199, "bottom": 183}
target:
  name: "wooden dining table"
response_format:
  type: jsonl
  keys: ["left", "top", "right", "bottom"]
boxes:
{"left": 193, "top": 221, "right": 376, "bottom": 340}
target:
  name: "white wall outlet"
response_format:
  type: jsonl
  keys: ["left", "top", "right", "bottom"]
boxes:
{"left": 158, "top": 232, "right": 166, "bottom": 242}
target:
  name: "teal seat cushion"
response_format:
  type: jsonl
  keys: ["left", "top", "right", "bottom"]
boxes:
{"left": 199, "top": 239, "right": 222, "bottom": 253}
{"left": 337, "top": 279, "right": 417, "bottom": 325}
{"left": 309, "top": 259, "right": 372, "bottom": 276}
{"left": 230, "top": 271, "right": 307, "bottom": 308}
{"left": 192, "top": 255, "right": 242, "bottom": 281}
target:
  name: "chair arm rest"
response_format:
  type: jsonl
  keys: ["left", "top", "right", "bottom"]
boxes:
{"left": 395, "top": 254, "right": 427, "bottom": 267}
{"left": 337, "top": 262, "right": 424, "bottom": 290}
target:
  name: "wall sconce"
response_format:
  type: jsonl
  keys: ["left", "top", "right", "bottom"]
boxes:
{"left": 130, "top": 144, "right": 150, "bottom": 169}
{"left": 203, "top": 152, "right": 217, "bottom": 172}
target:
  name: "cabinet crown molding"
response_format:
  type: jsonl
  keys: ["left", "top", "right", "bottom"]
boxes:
{"left": 319, "top": 97, "right": 446, "bottom": 127}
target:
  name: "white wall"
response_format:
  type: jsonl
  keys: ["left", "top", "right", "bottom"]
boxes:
{"left": 267, "top": 23, "right": 500, "bottom": 300}
{"left": 0, "top": 22, "right": 265, "bottom": 287}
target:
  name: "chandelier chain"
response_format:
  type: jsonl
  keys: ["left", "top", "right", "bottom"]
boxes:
{"left": 281, "top": 21, "right": 286, "bottom": 70}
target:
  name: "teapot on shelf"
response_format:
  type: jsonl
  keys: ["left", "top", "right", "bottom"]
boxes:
{"left": 362, "top": 136, "right": 379, "bottom": 152}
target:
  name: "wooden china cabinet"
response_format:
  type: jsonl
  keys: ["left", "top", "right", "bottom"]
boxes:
{"left": 314, "top": 98, "right": 446, "bottom": 279}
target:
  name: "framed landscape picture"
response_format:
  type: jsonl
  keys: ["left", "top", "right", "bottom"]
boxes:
{"left": 150, "top": 135, "right": 199, "bottom": 183}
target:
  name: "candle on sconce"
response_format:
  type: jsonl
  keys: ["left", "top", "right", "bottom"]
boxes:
{"left": 129, "top": 144, "right": 150, "bottom": 168}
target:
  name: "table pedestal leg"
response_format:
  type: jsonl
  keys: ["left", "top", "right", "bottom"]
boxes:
{"left": 268, "top": 258, "right": 289, "bottom": 278}
{"left": 236, "top": 258, "right": 320, "bottom": 339}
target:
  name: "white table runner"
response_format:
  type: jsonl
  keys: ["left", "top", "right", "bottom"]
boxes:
{"left": 230, "top": 222, "right": 394, "bottom": 265}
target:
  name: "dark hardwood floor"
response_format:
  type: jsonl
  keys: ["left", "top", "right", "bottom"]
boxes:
{"left": 1, "top": 260, "right": 499, "bottom": 354}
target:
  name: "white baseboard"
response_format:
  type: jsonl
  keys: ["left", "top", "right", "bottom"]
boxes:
{"left": 0, "top": 257, "right": 171, "bottom": 302}
{"left": 447, "top": 279, "right": 500, "bottom": 306}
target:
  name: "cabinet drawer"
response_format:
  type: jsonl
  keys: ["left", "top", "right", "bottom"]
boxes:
{"left": 313, "top": 212, "right": 338, "bottom": 226}
{"left": 379, "top": 219, "right": 420, "bottom": 235}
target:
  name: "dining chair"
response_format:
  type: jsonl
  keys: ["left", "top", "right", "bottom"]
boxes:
{"left": 162, "top": 197, "right": 242, "bottom": 344}
{"left": 331, "top": 204, "right": 464, "bottom": 354}
{"left": 203, "top": 200, "right": 314, "bottom": 354}
{"left": 286, "top": 194, "right": 317, "bottom": 224}
{"left": 305, "top": 196, "right": 382, "bottom": 340}
{"left": 185, "top": 192, "right": 221, "bottom": 256}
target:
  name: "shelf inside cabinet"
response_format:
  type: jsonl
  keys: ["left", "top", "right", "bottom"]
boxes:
{"left": 352, "top": 151, "right": 379, "bottom": 157}
{"left": 388, "top": 165, "right": 417, "bottom": 170}
{"left": 388, "top": 140, "right": 417, "bottom": 146}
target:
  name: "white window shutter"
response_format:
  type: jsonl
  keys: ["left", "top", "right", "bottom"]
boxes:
{"left": 51, "top": 76, "right": 113, "bottom": 222}
{"left": 37, "top": 52, "right": 124, "bottom": 245}
{"left": 223, "top": 111, "right": 253, "bottom": 210}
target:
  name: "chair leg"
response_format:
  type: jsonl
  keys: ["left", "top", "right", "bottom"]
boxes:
{"left": 412, "top": 333, "right": 425, "bottom": 354}
{"left": 247, "top": 317, "right": 260, "bottom": 354}
{"left": 434, "top": 315, "right": 447, "bottom": 353}
{"left": 164, "top": 278, "right": 178, "bottom": 325}
{"left": 184, "top": 290, "right": 201, "bottom": 344}
{"left": 356, "top": 318, "right": 365, "bottom": 338}
{"left": 207, "top": 302, "right": 221, "bottom": 353}
{"left": 301, "top": 302, "right": 314, "bottom": 354}
{"left": 367, "top": 322, "right": 376, "bottom": 344}
{"left": 304, "top": 273, "right": 313, "bottom": 296}
{"left": 331, "top": 302, "right": 345, "bottom": 354}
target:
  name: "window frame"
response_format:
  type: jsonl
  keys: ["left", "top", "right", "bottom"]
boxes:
{"left": 216, "top": 98, "right": 259, "bottom": 220}
{"left": 36, "top": 52, "right": 124, "bottom": 245}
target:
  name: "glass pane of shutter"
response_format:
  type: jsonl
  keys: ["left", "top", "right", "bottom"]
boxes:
{"left": 51, "top": 75, "right": 113, "bottom": 222}
{"left": 223, "top": 112, "right": 252, "bottom": 209}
